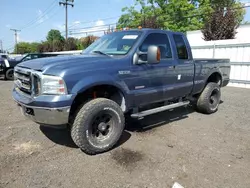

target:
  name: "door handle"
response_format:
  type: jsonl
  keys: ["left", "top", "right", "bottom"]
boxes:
{"left": 169, "top": 66, "right": 176, "bottom": 69}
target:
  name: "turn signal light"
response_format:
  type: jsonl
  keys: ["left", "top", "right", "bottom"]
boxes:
{"left": 157, "top": 48, "right": 161, "bottom": 61}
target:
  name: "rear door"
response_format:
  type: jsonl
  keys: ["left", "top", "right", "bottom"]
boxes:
{"left": 170, "top": 34, "right": 195, "bottom": 97}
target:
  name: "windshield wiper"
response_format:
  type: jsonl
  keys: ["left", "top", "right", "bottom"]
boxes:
{"left": 92, "top": 50, "right": 110, "bottom": 57}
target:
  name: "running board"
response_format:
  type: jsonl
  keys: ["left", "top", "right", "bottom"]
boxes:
{"left": 131, "top": 101, "right": 190, "bottom": 118}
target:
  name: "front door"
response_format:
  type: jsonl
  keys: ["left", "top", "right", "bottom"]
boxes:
{"left": 132, "top": 32, "right": 178, "bottom": 105}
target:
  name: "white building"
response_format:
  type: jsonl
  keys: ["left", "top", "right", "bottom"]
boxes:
{"left": 187, "top": 23, "right": 250, "bottom": 46}
{"left": 186, "top": 23, "right": 250, "bottom": 88}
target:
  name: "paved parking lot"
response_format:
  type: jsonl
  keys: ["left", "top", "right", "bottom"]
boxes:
{"left": 0, "top": 80, "right": 250, "bottom": 188}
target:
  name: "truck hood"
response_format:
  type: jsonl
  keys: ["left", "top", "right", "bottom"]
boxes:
{"left": 17, "top": 54, "right": 112, "bottom": 73}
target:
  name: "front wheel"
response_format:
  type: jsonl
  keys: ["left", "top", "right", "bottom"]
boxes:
{"left": 196, "top": 82, "right": 221, "bottom": 114}
{"left": 71, "top": 98, "right": 125, "bottom": 155}
{"left": 4, "top": 68, "right": 14, "bottom": 80}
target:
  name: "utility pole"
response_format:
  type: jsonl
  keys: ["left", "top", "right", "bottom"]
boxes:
{"left": 59, "top": 0, "right": 74, "bottom": 40}
{"left": 0, "top": 40, "right": 3, "bottom": 53}
{"left": 10, "top": 29, "right": 21, "bottom": 53}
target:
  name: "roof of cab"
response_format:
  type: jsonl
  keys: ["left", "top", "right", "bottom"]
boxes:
{"left": 114, "top": 28, "right": 181, "bottom": 35}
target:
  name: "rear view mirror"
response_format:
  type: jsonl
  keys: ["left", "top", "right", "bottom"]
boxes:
{"left": 133, "top": 45, "right": 161, "bottom": 64}
{"left": 147, "top": 45, "right": 161, "bottom": 64}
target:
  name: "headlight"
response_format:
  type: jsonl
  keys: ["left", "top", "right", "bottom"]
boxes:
{"left": 40, "top": 75, "right": 67, "bottom": 95}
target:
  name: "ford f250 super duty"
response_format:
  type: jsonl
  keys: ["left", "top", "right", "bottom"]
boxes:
{"left": 12, "top": 29, "right": 231, "bottom": 155}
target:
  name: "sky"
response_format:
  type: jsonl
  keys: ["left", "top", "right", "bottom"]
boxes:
{"left": 1, "top": 0, "right": 250, "bottom": 51}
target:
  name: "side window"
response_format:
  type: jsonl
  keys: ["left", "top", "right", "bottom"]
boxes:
{"left": 139, "top": 33, "right": 172, "bottom": 59}
{"left": 22, "top": 55, "right": 31, "bottom": 62}
{"left": 31, "top": 54, "right": 39, "bottom": 59}
{"left": 173, "top": 34, "right": 188, "bottom": 60}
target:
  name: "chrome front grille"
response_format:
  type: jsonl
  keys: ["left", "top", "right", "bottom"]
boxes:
{"left": 14, "top": 67, "right": 33, "bottom": 95}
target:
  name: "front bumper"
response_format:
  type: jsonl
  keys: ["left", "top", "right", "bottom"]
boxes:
{"left": 15, "top": 100, "right": 70, "bottom": 125}
{"left": 12, "top": 87, "right": 74, "bottom": 126}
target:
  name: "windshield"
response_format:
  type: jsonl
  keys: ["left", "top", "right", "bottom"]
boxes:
{"left": 82, "top": 31, "right": 142, "bottom": 55}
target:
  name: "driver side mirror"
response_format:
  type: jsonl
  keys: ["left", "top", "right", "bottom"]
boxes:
{"left": 133, "top": 45, "right": 161, "bottom": 64}
{"left": 147, "top": 45, "right": 161, "bottom": 64}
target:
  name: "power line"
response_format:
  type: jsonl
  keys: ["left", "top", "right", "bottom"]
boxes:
{"left": 70, "top": 27, "right": 117, "bottom": 35}
{"left": 59, "top": 0, "right": 74, "bottom": 40}
{"left": 6, "top": 46, "right": 14, "bottom": 51}
{"left": 69, "top": 23, "right": 117, "bottom": 31}
{"left": 73, "top": 16, "right": 120, "bottom": 25}
{"left": 60, "top": 16, "right": 120, "bottom": 34}
{"left": 5, "top": 44, "right": 15, "bottom": 49}
{"left": 0, "top": 40, "right": 3, "bottom": 52}
{"left": 20, "top": 0, "right": 58, "bottom": 30}
{"left": 181, "top": 4, "right": 250, "bottom": 19}
{"left": 68, "top": 4, "right": 250, "bottom": 34}
{"left": 68, "top": 22, "right": 81, "bottom": 29}
{"left": 10, "top": 29, "right": 21, "bottom": 53}
{"left": 71, "top": 5, "right": 250, "bottom": 35}
{"left": 23, "top": 8, "right": 60, "bottom": 30}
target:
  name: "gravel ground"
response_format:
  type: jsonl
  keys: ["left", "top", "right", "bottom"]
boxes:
{"left": 0, "top": 80, "right": 250, "bottom": 188}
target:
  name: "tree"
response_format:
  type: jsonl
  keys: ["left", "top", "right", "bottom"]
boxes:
{"left": 30, "top": 42, "right": 40, "bottom": 52}
{"left": 76, "top": 39, "right": 84, "bottom": 50}
{"left": 46, "top": 29, "right": 65, "bottom": 42}
{"left": 117, "top": 0, "right": 157, "bottom": 29}
{"left": 202, "top": 0, "right": 245, "bottom": 40}
{"left": 12, "top": 29, "right": 99, "bottom": 53}
{"left": 52, "top": 40, "right": 64, "bottom": 51}
{"left": 37, "top": 41, "right": 52, "bottom": 52}
{"left": 14, "top": 42, "right": 29, "bottom": 54}
{"left": 117, "top": 0, "right": 210, "bottom": 32}
{"left": 37, "top": 43, "right": 44, "bottom": 53}
{"left": 80, "top": 36, "right": 99, "bottom": 49}
{"left": 64, "top": 37, "right": 77, "bottom": 51}
{"left": 14, "top": 42, "right": 40, "bottom": 54}
{"left": 117, "top": 0, "right": 245, "bottom": 33}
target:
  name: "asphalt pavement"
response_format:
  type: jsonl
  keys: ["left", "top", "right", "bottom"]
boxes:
{"left": 0, "top": 80, "right": 250, "bottom": 188}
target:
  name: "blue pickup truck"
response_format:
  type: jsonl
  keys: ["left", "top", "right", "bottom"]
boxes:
{"left": 12, "top": 29, "right": 230, "bottom": 154}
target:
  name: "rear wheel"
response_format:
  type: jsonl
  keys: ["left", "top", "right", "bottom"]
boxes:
{"left": 4, "top": 68, "right": 14, "bottom": 80}
{"left": 71, "top": 98, "right": 125, "bottom": 155}
{"left": 196, "top": 82, "right": 221, "bottom": 114}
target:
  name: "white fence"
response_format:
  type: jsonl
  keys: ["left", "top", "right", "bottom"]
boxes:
{"left": 191, "top": 40, "right": 250, "bottom": 88}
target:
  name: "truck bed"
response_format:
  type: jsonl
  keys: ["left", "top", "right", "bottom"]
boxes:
{"left": 192, "top": 58, "right": 231, "bottom": 94}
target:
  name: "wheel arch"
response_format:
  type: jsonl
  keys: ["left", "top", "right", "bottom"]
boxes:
{"left": 69, "top": 83, "right": 128, "bottom": 124}
{"left": 206, "top": 71, "right": 222, "bottom": 86}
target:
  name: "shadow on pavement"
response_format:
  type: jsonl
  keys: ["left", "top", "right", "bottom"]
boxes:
{"left": 40, "top": 125, "right": 78, "bottom": 148}
{"left": 113, "top": 131, "right": 132, "bottom": 149}
{"left": 39, "top": 125, "right": 131, "bottom": 150}
{"left": 39, "top": 106, "right": 196, "bottom": 149}
{"left": 125, "top": 106, "right": 195, "bottom": 133}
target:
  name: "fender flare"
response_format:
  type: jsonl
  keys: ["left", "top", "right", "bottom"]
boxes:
{"left": 205, "top": 69, "right": 223, "bottom": 85}
{"left": 70, "top": 75, "right": 130, "bottom": 106}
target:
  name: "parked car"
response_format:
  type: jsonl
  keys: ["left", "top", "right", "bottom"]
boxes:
{"left": 0, "top": 54, "right": 18, "bottom": 80}
{"left": 0, "top": 53, "right": 9, "bottom": 59}
{"left": 12, "top": 29, "right": 231, "bottom": 154}
{"left": 0, "top": 53, "right": 62, "bottom": 80}
{"left": 17, "top": 53, "right": 62, "bottom": 63}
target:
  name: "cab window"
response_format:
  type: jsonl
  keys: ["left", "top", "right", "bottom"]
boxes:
{"left": 173, "top": 34, "right": 189, "bottom": 60}
{"left": 139, "top": 33, "right": 172, "bottom": 59}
